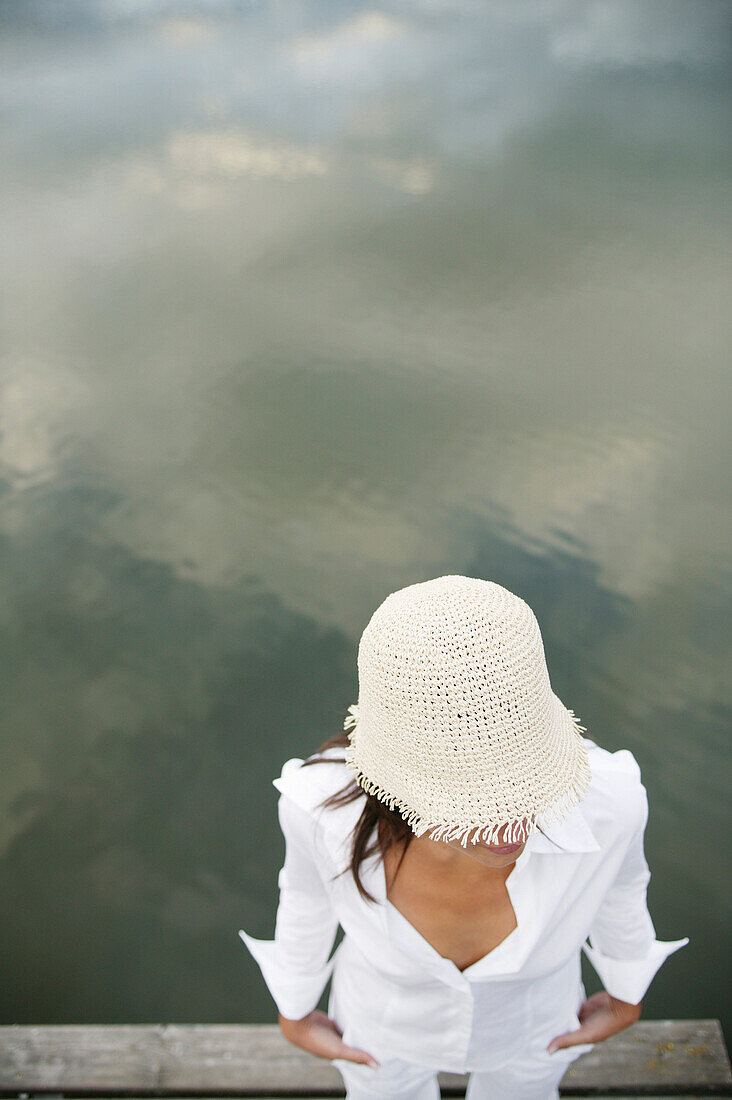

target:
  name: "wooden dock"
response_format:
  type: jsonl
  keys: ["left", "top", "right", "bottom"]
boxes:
{"left": 1, "top": 1021, "right": 730, "bottom": 1097}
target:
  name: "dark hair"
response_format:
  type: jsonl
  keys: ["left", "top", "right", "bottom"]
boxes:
{"left": 301, "top": 731, "right": 572, "bottom": 906}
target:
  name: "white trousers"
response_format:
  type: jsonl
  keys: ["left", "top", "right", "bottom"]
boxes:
{"left": 332, "top": 1047, "right": 578, "bottom": 1100}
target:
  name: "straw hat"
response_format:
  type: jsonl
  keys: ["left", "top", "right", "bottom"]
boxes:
{"left": 342, "top": 575, "right": 593, "bottom": 848}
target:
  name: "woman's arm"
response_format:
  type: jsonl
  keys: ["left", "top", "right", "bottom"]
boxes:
{"left": 549, "top": 778, "right": 689, "bottom": 1054}
{"left": 238, "top": 792, "right": 340, "bottom": 1021}
{"left": 582, "top": 780, "right": 689, "bottom": 1007}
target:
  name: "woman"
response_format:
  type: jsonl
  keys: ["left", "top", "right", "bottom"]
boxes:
{"left": 239, "top": 576, "right": 689, "bottom": 1100}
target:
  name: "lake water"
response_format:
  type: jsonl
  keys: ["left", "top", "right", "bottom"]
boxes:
{"left": 0, "top": 0, "right": 729, "bottom": 1039}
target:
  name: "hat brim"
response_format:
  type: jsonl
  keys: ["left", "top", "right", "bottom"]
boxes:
{"left": 343, "top": 693, "right": 593, "bottom": 848}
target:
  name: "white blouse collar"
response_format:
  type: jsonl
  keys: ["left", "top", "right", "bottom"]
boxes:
{"left": 272, "top": 750, "right": 602, "bottom": 986}
{"left": 272, "top": 749, "right": 601, "bottom": 872}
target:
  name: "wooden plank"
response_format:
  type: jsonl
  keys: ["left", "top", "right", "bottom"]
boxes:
{"left": 0, "top": 1027, "right": 165, "bottom": 1093}
{"left": 554, "top": 1019, "right": 732, "bottom": 1095}
{"left": 0, "top": 1020, "right": 729, "bottom": 1095}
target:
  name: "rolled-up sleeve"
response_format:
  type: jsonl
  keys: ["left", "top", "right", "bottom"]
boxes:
{"left": 238, "top": 790, "right": 340, "bottom": 1021}
{"left": 582, "top": 781, "right": 689, "bottom": 1005}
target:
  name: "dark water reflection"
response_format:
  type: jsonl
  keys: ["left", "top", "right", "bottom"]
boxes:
{"left": 0, "top": 0, "right": 729, "bottom": 1034}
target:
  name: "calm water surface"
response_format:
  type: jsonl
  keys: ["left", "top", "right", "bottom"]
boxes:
{"left": 0, "top": 0, "right": 729, "bottom": 1035}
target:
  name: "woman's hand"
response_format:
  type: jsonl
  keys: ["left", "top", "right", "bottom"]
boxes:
{"left": 278, "top": 1010, "right": 380, "bottom": 1068}
{"left": 547, "top": 991, "right": 642, "bottom": 1054}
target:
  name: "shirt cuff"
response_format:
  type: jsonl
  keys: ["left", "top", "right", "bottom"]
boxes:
{"left": 582, "top": 933, "right": 690, "bottom": 1005}
{"left": 238, "top": 928, "right": 339, "bottom": 1021}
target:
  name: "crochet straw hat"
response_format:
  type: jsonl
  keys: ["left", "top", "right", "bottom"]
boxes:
{"left": 342, "top": 575, "right": 593, "bottom": 848}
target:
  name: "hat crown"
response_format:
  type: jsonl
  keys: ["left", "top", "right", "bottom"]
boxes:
{"left": 344, "top": 576, "right": 592, "bottom": 847}
{"left": 358, "top": 576, "right": 552, "bottom": 754}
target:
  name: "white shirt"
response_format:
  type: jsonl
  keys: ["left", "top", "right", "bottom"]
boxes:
{"left": 238, "top": 738, "right": 689, "bottom": 1074}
